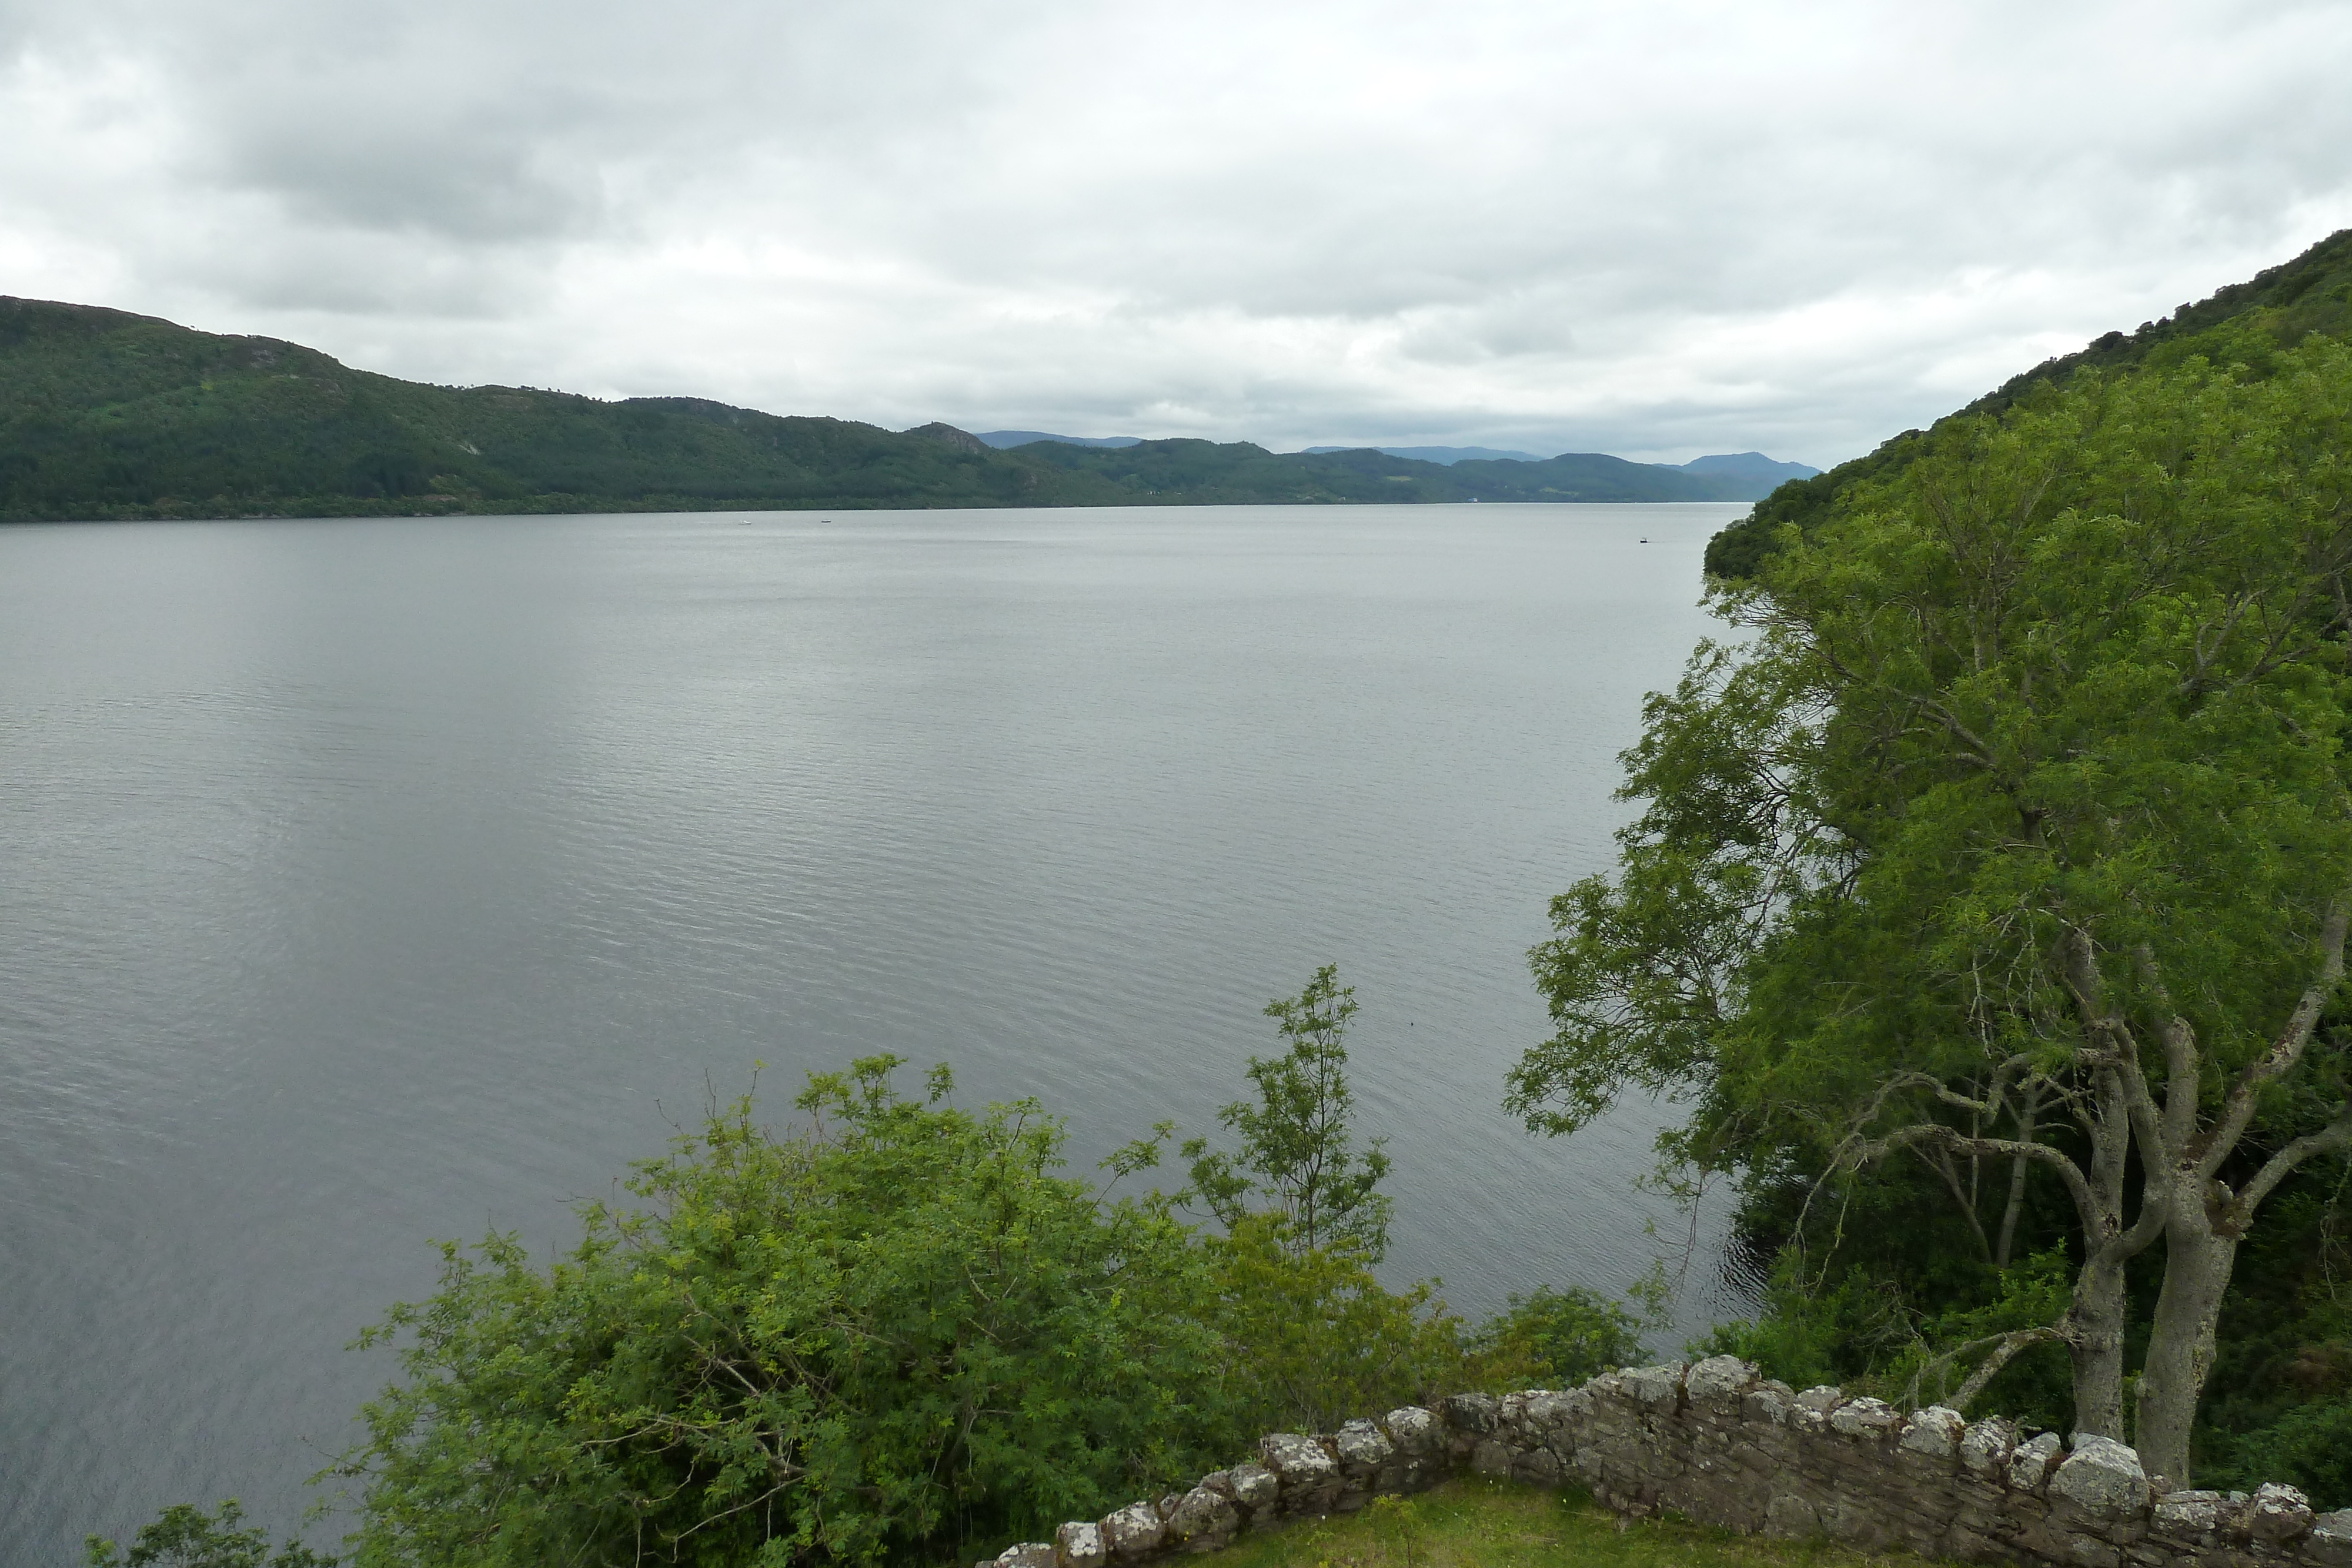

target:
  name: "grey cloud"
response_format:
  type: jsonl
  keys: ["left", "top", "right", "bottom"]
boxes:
{"left": 1, "top": 0, "right": 2347, "bottom": 463}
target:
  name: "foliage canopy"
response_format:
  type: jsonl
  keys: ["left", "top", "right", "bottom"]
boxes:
{"left": 1514, "top": 330, "right": 2352, "bottom": 1482}
{"left": 333, "top": 1059, "right": 1233, "bottom": 1568}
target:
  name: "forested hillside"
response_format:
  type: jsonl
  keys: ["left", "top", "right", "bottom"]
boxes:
{"left": 1704, "top": 228, "right": 2352, "bottom": 577}
{"left": 0, "top": 298, "right": 1775, "bottom": 520}
{"left": 1516, "top": 225, "right": 2352, "bottom": 1498}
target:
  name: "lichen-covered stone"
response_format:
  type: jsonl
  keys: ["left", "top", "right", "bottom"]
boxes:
{"left": 1258, "top": 1433, "right": 1338, "bottom": 1490}
{"left": 1522, "top": 1390, "right": 1581, "bottom": 1433}
{"left": 1899, "top": 1405, "right": 1965, "bottom": 1458}
{"left": 1225, "top": 1462, "right": 1278, "bottom": 1512}
{"left": 1100, "top": 1502, "right": 1163, "bottom": 1562}
{"left": 1685, "top": 1355, "right": 1757, "bottom": 1406}
{"left": 1960, "top": 1417, "right": 2015, "bottom": 1479}
{"left": 1469, "top": 1437, "right": 1512, "bottom": 1476}
{"left": 2049, "top": 1435, "right": 2148, "bottom": 1517}
{"left": 1384, "top": 1407, "right": 1440, "bottom": 1454}
{"left": 2010, "top": 1430, "right": 2064, "bottom": 1493}
{"left": 2248, "top": 1482, "right": 2314, "bottom": 1543}
{"left": 1828, "top": 1396, "right": 1900, "bottom": 1439}
{"left": 2151, "top": 1490, "right": 2224, "bottom": 1534}
{"left": 1793, "top": 1385, "right": 1845, "bottom": 1415}
{"left": 1621, "top": 1363, "right": 1687, "bottom": 1410}
{"left": 2308, "top": 1507, "right": 2352, "bottom": 1566}
{"left": 1743, "top": 1380, "right": 1796, "bottom": 1426}
{"left": 1163, "top": 1486, "right": 1240, "bottom": 1551}
{"left": 1334, "top": 1419, "right": 1394, "bottom": 1473}
{"left": 1055, "top": 1521, "right": 1107, "bottom": 1568}
{"left": 997, "top": 1544, "right": 1055, "bottom": 1568}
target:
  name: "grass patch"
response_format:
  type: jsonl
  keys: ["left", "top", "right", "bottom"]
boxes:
{"left": 1207, "top": 1477, "right": 1933, "bottom": 1568}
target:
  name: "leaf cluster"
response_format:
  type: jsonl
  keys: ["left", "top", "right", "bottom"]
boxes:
{"left": 332, "top": 1058, "right": 1233, "bottom": 1568}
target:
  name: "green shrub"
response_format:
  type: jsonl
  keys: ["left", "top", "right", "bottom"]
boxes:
{"left": 332, "top": 1058, "right": 1235, "bottom": 1568}
{"left": 85, "top": 1499, "right": 335, "bottom": 1568}
{"left": 1468, "top": 1285, "right": 1647, "bottom": 1388}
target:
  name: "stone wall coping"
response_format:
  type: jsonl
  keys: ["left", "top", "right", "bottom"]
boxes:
{"left": 975, "top": 1363, "right": 2336, "bottom": 1568}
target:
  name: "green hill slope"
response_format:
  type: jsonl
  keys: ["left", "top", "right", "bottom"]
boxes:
{"left": 0, "top": 299, "right": 1137, "bottom": 519}
{"left": 1011, "top": 440, "right": 1760, "bottom": 504}
{"left": 0, "top": 297, "right": 1779, "bottom": 520}
{"left": 1703, "top": 228, "right": 2352, "bottom": 578}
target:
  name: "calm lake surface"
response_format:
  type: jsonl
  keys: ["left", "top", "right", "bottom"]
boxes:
{"left": 1, "top": 503, "right": 1747, "bottom": 1561}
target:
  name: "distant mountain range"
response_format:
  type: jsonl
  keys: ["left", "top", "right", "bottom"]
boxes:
{"left": 1303, "top": 444, "right": 1545, "bottom": 464}
{"left": 975, "top": 430, "right": 1144, "bottom": 450}
{"left": 998, "top": 434, "right": 1818, "bottom": 486}
{"left": 0, "top": 298, "right": 1811, "bottom": 519}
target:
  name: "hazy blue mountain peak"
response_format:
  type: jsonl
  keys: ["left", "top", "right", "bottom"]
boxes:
{"left": 1301, "top": 444, "right": 1544, "bottom": 464}
{"left": 1678, "top": 452, "right": 1820, "bottom": 483}
{"left": 975, "top": 429, "right": 1146, "bottom": 449}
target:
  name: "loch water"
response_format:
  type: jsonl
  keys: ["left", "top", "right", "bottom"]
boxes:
{"left": 0, "top": 503, "right": 1748, "bottom": 1561}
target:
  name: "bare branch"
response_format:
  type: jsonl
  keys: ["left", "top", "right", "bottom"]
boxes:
{"left": 2237, "top": 1112, "right": 2352, "bottom": 1222}
{"left": 1847, "top": 1121, "right": 2098, "bottom": 1238}
{"left": 1949, "top": 1327, "right": 2068, "bottom": 1413}
{"left": 2199, "top": 891, "right": 2352, "bottom": 1181}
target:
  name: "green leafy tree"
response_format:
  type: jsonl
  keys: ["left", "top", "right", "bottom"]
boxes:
{"left": 333, "top": 1058, "right": 1233, "bottom": 1568}
{"left": 1184, "top": 965, "right": 1394, "bottom": 1262}
{"left": 1509, "top": 335, "right": 2352, "bottom": 1485}
{"left": 1466, "top": 1285, "right": 1648, "bottom": 1388}
{"left": 86, "top": 1500, "right": 335, "bottom": 1568}
{"left": 1204, "top": 1212, "right": 1466, "bottom": 1435}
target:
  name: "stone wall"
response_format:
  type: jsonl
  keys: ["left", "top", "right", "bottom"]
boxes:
{"left": 981, "top": 1357, "right": 2352, "bottom": 1568}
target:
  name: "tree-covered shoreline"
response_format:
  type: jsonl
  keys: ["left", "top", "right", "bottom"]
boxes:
{"left": 0, "top": 297, "right": 1778, "bottom": 523}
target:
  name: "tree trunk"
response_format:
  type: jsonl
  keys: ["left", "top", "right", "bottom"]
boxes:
{"left": 2136, "top": 1182, "right": 2240, "bottom": 1487}
{"left": 2067, "top": 1248, "right": 2130, "bottom": 1439}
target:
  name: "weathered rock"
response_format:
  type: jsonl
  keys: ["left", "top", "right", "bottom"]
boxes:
{"left": 1163, "top": 1486, "right": 1240, "bottom": 1552}
{"left": 2049, "top": 1435, "right": 2149, "bottom": 1517}
{"left": 2308, "top": 1507, "right": 2352, "bottom": 1567}
{"left": 1334, "top": 1419, "right": 1394, "bottom": 1474}
{"left": 1743, "top": 1380, "right": 1796, "bottom": 1426}
{"left": 1684, "top": 1355, "right": 1756, "bottom": 1406}
{"left": 1621, "top": 1363, "right": 1686, "bottom": 1410}
{"left": 2249, "top": 1482, "right": 2315, "bottom": 1543}
{"left": 2152, "top": 1490, "right": 2226, "bottom": 1535}
{"left": 1960, "top": 1417, "right": 2015, "bottom": 1479}
{"left": 2009, "top": 1431, "right": 2064, "bottom": 1493}
{"left": 1828, "top": 1396, "right": 1900, "bottom": 1439}
{"left": 1765, "top": 1492, "right": 1820, "bottom": 1537}
{"left": 1055, "top": 1522, "right": 1106, "bottom": 1568}
{"left": 1511, "top": 1446, "right": 1563, "bottom": 1485}
{"left": 1469, "top": 1437, "right": 1512, "bottom": 1476}
{"left": 1793, "top": 1385, "right": 1846, "bottom": 1415}
{"left": 1100, "top": 1502, "right": 1163, "bottom": 1563}
{"left": 1522, "top": 1390, "right": 1582, "bottom": 1435}
{"left": 1258, "top": 1433, "right": 1337, "bottom": 1490}
{"left": 1225, "top": 1462, "right": 1279, "bottom": 1512}
{"left": 1899, "top": 1405, "right": 1966, "bottom": 1459}
{"left": 1439, "top": 1393, "right": 1498, "bottom": 1434}
{"left": 1384, "top": 1407, "right": 1441, "bottom": 1455}
{"left": 997, "top": 1544, "right": 1054, "bottom": 1568}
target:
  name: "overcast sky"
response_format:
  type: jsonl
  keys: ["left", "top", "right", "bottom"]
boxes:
{"left": 2, "top": 0, "right": 2347, "bottom": 465}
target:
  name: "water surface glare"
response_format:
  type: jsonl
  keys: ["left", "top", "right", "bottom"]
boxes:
{"left": 1, "top": 504, "right": 1744, "bottom": 1560}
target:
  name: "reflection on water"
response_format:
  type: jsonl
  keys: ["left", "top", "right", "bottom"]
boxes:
{"left": 0, "top": 503, "right": 1747, "bottom": 1560}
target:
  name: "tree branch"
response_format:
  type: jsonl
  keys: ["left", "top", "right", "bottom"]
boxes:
{"left": 2198, "top": 891, "right": 2352, "bottom": 1181}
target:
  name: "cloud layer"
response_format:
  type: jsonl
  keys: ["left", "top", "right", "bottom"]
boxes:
{"left": 4, "top": 0, "right": 2348, "bottom": 463}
